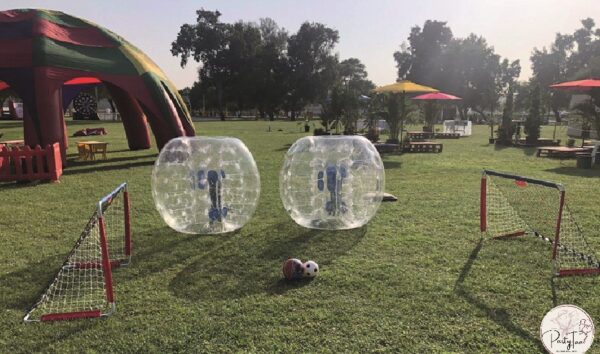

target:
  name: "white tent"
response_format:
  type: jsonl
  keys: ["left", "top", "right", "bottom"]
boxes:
{"left": 443, "top": 120, "right": 472, "bottom": 136}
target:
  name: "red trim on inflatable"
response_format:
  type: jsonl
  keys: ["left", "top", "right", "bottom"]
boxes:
{"left": 64, "top": 77, "right": 101, "bottom": 85}
{"left": 0, "top": 81, "right": 8, "bottom": 91}
{"left": 33, "top": 18, "right": 116, "bottom": 48}
{"left": 0, "top": 10, "right": 34, "bottom": 23}
{"left": 0, "top": 38, "right": 32, "bottom": 67}
{"left": 18, "top": 65, "right": 190, "bottom": 160}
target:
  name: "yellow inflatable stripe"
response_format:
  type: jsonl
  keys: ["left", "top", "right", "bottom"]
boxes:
{"left": 119, "top": 44, "right": 166, "bottom": 79}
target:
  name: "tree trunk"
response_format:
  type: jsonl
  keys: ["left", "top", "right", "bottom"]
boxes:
{"left": 217, "top": 81, "right": 224, "bottom": 121}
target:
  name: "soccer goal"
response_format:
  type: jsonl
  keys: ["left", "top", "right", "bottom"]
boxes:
{"left": 24, "top": 183, "right": 131, "bottom": 322}
{"left": 480, "top": 170, "right": 600, "bottom": 277}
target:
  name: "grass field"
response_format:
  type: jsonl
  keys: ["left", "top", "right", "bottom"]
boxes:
{"left": 1, "top": 119, "right": 599, "bottom": 353}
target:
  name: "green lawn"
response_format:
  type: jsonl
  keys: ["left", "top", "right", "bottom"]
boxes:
{"left": 1, "top": 120, "right": 599, "bottom": 352}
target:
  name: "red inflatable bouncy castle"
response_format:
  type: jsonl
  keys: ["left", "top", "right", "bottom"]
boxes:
{"left": 0, "top": 9, "right": 195, "bottom": 163}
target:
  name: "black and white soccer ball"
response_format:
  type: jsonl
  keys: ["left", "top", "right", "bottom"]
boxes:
{"left": 303, "top": 260, "right": 319, "bottom": 278}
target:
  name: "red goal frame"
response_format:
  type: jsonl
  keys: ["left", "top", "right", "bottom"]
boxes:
{"left": 480, "top": 170, "right": 600, "bottom": 277}
{"left": 24, "top": 183, "right": 131, "bottom": 322}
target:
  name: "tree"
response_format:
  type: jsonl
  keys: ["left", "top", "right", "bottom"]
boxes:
{"left": 286, "top": 22, "right": 339, "bottom": 120}
{"left": 368, "top": 93, "right": 417, "bottom": 143}
{"left": 394, "top": 20, "right": 453, "bottom": 83}
{"left": 171, "top": 9, "right": 230, "bottom": 119}
{"left": 497, "top": 88, "right": 514, "bottom": 144}
{"left": 513, "top": 82, "right": 530, "bottom": 114}
{"left": 254, "top": 18, "right": 288, "bottom": 120}
{"left": 530, "top": 33, "right": 573, "bottom": 122}
{"left": 178, "top": 87, "right": 192, "bottom": 111}
{"left": 524, "top": 84, "right": 541, "bottom": 143}
{"left": 393, "top": 21, "right": 520, "bottom": 123}
{"left": 421, "top": 101, "right": 438, "bottom": 131}
{"left": 444, "top": 35, "right": 504, "bottom": 121}
{"left": 172, "top": 10, "right": 372, "bottom": 122}
{"left": 320, "top": 58, "right": 374, "bottom": 133}
{"left": 337, "top": 58, "right": 374, "bottom": 132}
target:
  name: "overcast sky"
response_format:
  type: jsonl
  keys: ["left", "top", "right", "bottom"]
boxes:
{"left": 2, "top": 0, "right": 598, "bottom": 88}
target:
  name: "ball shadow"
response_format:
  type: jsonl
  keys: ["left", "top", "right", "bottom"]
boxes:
{"left": 168, "top": 222, "right": 367, "bottom": 301}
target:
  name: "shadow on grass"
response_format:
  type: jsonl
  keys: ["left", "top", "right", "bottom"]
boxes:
{"left": 551, "top": 277, "right": 558, "bottom": 307}
{"left": 103, "top": 227, "right": 243, "bottom": 288}
{"left": 65, "top": 153, "right": 157, "bottom": 167}
{"left": 550, "top": 274, "right": 599, "bottom": 308}
{"left": 62, "top": 160, "right": 155, "bottom": 176}
{"left": 274, "top": 143, "right": 292, "bottom": 152}
{"left": 383, "top": 160, "right": 402, "bottom": 169}
{"left": 0, "top": 122, "right": 23, "bottom": 129}
{"left": 494, "top": 143, "right": 510, "bottom": 151}
{"left": 492, "top": 143, "right": 538, "bottom": 156}
{"left": 454, "top": 238, "right": 538, "bottom": 345}
{"left": 545, "top": 166, "right": 600, "bottom": 178}
{"left": 0, "top": 253, "right": 66, "bottom": 311}
{"left": 107, "top": 148, "right": 157, "bottom": 154}
{"left": 0, "top": 179, "right": 50, "bottom": 190}
{"left": 169, "top": 222, "right": 366, "bottom": 301}
{"left": 0, "top": 227, "right": 201, "bottom": 313}
{"left": 519, "top": 147, "right": 537, "bottom": 156}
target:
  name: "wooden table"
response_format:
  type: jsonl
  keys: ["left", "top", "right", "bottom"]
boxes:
{"left": 536, "top": 146, "right": 592, "bottom": 158}
{"left": 516, "top": 138, "right": 560, "bottom": 147}
{"left": 404, "top": 141, "right": 443, "bottom": 153}
{"left": 77, "top": 141, "right": 108, "bottom": 161}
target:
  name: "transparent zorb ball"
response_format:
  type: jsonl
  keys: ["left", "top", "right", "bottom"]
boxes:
{"left": 280, "top": 136, "right": 385, "bottom": 230}
{"left": 151, "top": 137, "right": 260, "bottom": 234}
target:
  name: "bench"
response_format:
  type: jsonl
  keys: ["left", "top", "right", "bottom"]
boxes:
{"left": 407, "top": 131, "right": 434, "bottom": 140}
{"left": 404, "top": 142, "right": 443, "bottom": 153}
{"left": 374, "top": 143, "right": 402, "bottom": 154}
{"left": 434, "top": 132, "right": 460, "bottom": 139}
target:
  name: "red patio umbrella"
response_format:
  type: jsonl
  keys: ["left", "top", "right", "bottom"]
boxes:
{"left": 412, "top": 92, "right": 462, "bottom": 130}
{"left": 550, "top": 79, "right": 600, "bottom": 145}
{"left": 412, "top": 92, "right": 462, "bottom": 100}
{"left": 549, "top": 79, "right": 600, "bottom": 91}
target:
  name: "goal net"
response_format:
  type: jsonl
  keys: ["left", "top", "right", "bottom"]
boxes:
{"left": 24, "top": 183, "right": 131, "bottom": 322}
{"left": 480, "top": 170, "right": 599, "bottom": 277}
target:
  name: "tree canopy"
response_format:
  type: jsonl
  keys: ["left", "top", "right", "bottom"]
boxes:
{"left": 172, "top": 9, "right": 373, "bottom": 120}
{"left": 394, "top": 20, "right": 521, "bottom": 121}
{"left": 530, "top": 18, "right": 600, "bottom": 131}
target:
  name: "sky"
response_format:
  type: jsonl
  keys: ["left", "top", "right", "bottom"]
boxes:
{"left": 2, "top": 0, "right": 598, "bottom": 89}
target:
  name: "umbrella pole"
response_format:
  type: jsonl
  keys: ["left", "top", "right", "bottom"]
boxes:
{"left": 400, "top": 93, "right": 405, "bottom": 146}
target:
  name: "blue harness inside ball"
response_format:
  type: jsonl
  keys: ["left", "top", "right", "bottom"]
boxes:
{"left": 195, "top": 169, "right": 229, "bottom": 222}
{"left": 317, "top": 164, "right": 348, "bottom": 216}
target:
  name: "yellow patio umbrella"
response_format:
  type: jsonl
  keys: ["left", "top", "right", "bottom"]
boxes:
{"left": 372, "top": 80, "right": 439, "bottom": 144}
{"left": 373, "top": 80, "right": 439, "bottom": 94}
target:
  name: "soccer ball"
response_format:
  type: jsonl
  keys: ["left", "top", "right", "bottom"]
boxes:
{"left": 282, "top": 258, "right": 304, "bottom": 280}
{"left": 303, "top": 260, "right": 319, "bottom": 278}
